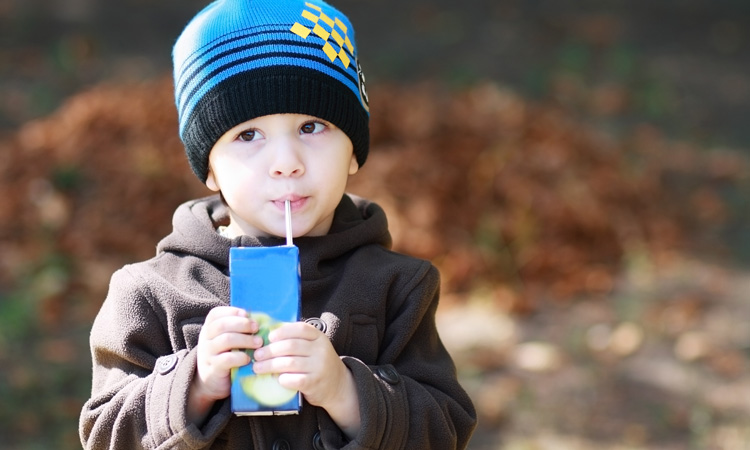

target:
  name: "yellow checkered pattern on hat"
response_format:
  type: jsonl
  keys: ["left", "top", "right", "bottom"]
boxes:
{"left": 290, "top": 2, "right": 354, "bottom": 68}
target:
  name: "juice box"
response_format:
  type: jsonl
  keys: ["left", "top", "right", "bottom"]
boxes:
{"left": 229, "top": 245, "right": 301, "bottom": 415}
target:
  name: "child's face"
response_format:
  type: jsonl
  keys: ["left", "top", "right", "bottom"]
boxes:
{"left": 206, "top": 113, "right": 359, "bottom": 239}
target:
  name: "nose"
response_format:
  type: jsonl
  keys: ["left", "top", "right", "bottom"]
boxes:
{"left": 268, "top": 137, "right": 305, "bottom": 178}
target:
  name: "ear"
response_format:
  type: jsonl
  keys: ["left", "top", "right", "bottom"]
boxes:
{"left": 205, "top": 167, "right": 221, "bottom": 192}
{"left": 348, "top": 154, "right": 359, "bottom": 176}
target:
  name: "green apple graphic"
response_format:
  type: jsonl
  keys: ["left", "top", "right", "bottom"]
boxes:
{"left": 231, "top": 312, "right": 298, "bottom": 407}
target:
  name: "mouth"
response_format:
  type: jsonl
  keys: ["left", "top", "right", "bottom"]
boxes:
{"left": 273, "top": 195, "right": 307, "bottom": 212}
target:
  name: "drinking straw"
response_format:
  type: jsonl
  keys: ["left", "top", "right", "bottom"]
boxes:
{"left": 285, "top": 200, "right": 293, "bottom": 246}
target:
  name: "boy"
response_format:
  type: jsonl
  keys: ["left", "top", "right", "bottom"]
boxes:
{"left": 79, "top": 0, "right": 477, "bottom": 448}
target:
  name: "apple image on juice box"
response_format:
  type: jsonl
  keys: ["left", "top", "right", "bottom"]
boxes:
{"left": 229, "top": 244, "right": 301, "bottom": 416}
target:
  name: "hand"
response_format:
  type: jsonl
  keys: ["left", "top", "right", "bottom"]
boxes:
{"left": 188, "top": 306, "right": 263, "bottom": 424}
{"left": 252, "top": 322, "right": 361, "bottom": 437}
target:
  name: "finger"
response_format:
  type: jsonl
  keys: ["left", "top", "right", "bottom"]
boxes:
{"left": 205, "top": 306, "right": 248, "bottom": 322}
{"left": 202, "top": 314, "right": 258, "bottom": 340}
{"left": 277, "top": 372, "right": 306, "bottom": 391}
{"left": 268, "top": 321, "right": 320, "bottom": 343}
{"left": 210, "top": 349, "right": 252, "bottom": 372}
{"left": 253, "top": 334, "right": 317, "bottom": 361}
{"left": 275, "top": 366, "right": 336, "bottom": 397}
{"left": 253, "top": 355, "right": 305, "bottom": 375}
{"left": 207, "top": 332, "right": 264, "bottom": 355}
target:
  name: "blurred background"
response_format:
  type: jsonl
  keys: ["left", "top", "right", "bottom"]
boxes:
{"left": 2, "top": 0, "right": 750, "bottom": 448}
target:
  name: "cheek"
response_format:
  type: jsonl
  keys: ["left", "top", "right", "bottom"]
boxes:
{"left": 211, "top": 164, "right": 264, "bottom": 203}
{"left": 216, "top": 153, "right": 263, "bottom": 179}
{"left": 322, "top": 166, "right": 353, "bottom": 201}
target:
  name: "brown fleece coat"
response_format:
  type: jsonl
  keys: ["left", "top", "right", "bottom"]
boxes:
{"left": 79, "top": 194, "right": 476, "bottom": 449}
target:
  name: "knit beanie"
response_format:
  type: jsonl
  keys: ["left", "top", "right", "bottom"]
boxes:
{"left": 172, "top": 0, "right": 370, "bottom": 183}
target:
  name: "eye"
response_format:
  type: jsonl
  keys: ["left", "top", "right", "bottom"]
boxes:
{"left": 237, "top": 129, "right": 258, "bottom": 142}
{"left": 300, "top": 121, "right": 326, "bottom": 135}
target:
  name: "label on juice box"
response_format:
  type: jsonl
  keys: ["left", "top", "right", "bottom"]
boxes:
{"left": 229, "top": 245, "right": 301, "bottom": 416}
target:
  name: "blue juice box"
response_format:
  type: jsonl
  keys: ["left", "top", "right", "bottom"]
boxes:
{"left": 229, "top": 245, "right": 301, "bottom": 415}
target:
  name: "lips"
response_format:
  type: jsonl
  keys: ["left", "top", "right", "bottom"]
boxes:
{"left": 273, "top": 195, "right": 307, "bottom": 212}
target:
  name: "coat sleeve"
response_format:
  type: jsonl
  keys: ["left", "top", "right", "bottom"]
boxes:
{"left": 79, "top": 267, "right": 230, "bottom": 449}
{"left": 330, "top": 262, "right": 477, "bottom": 450}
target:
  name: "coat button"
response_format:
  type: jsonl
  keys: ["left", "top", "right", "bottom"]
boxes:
{"left": 156, "top": 355, "right": 178, "bottom": 375}
{"left": 304, "top": 317, "right": 327, "bottom": 334}
{"left": 271, "top": 439, "right": 290, "bottom": 450}
{"left": 377, "top": 366, "right": 400, "bottom": 385}
{"left": 312, "top": 431, "right": 325, "bottom": 450}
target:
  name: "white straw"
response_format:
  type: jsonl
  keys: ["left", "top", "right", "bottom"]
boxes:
{"left": 285, "top": 200, "right": 293, "bottom": 246}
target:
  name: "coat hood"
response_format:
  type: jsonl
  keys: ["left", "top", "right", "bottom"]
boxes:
{"left": 156, "top": 194, "right": 393, "bottom": 280}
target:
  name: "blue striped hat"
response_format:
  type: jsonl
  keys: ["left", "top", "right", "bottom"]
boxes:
{"left": 173, "top": 0, "right": 370, "bottom": 182}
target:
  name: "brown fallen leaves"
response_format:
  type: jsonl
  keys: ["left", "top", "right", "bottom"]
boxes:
{"left": 354, "top": 82, "right": 696, "bottom": 306}
{"left": 0, "top": 76, "right": 738, "bottom": 319}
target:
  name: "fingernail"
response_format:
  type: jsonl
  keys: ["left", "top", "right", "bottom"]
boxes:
{"left": 253, "top": 348, "right": 265, "bottom": 359}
